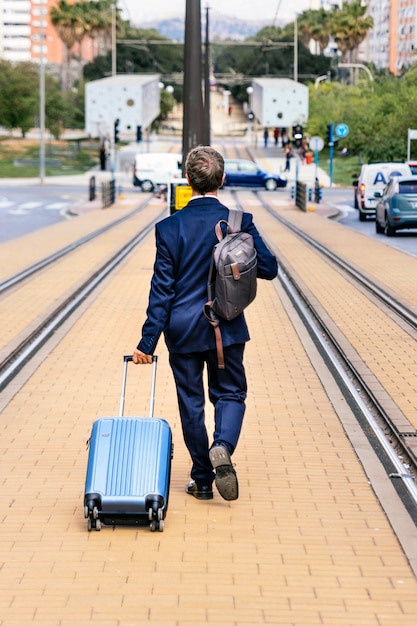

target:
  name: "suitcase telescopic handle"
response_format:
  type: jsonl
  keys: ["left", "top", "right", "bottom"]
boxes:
{"left": 120, "top": 355, "right": 158, "bottom": 417}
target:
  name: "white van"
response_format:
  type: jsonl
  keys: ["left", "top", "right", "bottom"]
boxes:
{"left": 133, "top": 152, "right": 182, "bottom": 192}
{"left": 353, "top": 162, "right": 412, "bottom": 221}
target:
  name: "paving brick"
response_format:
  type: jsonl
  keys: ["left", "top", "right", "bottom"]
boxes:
{"left": 1, "top": 186, "right": 417, "bottom": 626}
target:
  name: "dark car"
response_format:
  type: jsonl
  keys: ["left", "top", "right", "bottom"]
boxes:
{"left": 375, "top": 175, "right": 417, "bottom": 236}
{"left": 223, "top": 159, "right": 287, "bottom": 191}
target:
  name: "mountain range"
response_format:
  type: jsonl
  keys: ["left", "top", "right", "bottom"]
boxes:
{"left": 138, "top": 14, "right": 279, "bottom": 41}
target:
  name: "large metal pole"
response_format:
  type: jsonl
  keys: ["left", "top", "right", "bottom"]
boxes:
{"left": 203, "top": 5, "right": 211, "bottom": 145}
{"left": 182, "top": 0, "right": 205, "bottom": 172}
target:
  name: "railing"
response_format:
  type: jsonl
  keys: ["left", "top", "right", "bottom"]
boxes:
{"left": 295, "top": 181, "right": 307, "bottom": 212}
{"left": 102, "top": 179, "right": 116, "bottom": 208}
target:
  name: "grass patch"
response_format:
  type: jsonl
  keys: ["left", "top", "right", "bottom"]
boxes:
{"left": 316, "top": 150, "right": 363, "bottom": 186}
{"left": 0, "top": 137, "right": 100, "bottom": 178}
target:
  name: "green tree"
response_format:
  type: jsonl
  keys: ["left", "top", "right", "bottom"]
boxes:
{"left": 307, "top": 69, "right": 417, "bottom": 162}
{"left": 309, "top": 8, "right": 331, "bottom": 56}
{"left": 329, "top": 2, "right": 373, "bottom": 63}
{"left": 51, "top": 0, "right": 121, "bottom": 89}
{"left": 0, "top": 61, "right": 38, "bottom": 137}
{"left": 45, "top": 77, "right": 72, "bottom": 139}
{"left": 83, "top": 28, "right": 183, "bottom": 81}
{"left": 50, "top": 0, "right": 79, "bottom": 89}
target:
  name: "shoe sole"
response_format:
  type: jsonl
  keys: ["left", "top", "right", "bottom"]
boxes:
{"left": 209, "top": 446, "right": 239, "bottom": 501}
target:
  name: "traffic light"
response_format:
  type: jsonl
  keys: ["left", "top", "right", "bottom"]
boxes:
{"left": 326, "top": 123, "right": 334, "bottom": 145}
{"left": 292, "top": 124, "right": 303, "bottom": 148}
{"left": 136, "top": 125, "right": 142, "bottom": 142}
{"left": 114, "top": 118, "right": 120, "bottom": 144}
{"left": 247, "top": 111, "right": 254, "bottom": 121}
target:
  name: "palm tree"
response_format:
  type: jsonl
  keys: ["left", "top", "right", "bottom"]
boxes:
{"left": 51, "top": 0, "right": 117, "bottom": 88}
{"left": 50, "top": 0, "right": 75, "bottom": 89}
{"left": 345, "top": 2, "right": 374, "bottom": 63}
{"left": 86, "top": 1, "right": 112, "bottom": 58}
{"left": 309, "top": 8, "right": 331, "bottom": 56}
{"left": 297, "top": 10, "right": 315, "bottom": 50}
{"left": 330, "top": 2, "right": 373, "bottom": 64}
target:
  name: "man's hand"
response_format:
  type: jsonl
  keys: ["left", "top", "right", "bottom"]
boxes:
{"left": 132, "top": 349, "right": 153, "bottom": 365}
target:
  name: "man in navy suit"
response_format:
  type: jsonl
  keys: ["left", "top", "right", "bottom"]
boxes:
{"left": 133, "top": 146, "right": 277, "bottom": 501}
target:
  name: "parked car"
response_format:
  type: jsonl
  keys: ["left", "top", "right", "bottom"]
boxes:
{"left": 223, "top": 159, "right": 287, "bottom": 191}
{"left": 375, "top": 175, "right": 417, "bottom": 236}
{"left": 407, "top": 161, "right": 417, "bottom": 175}
{"left": 133, "top": 152, "right": 182, "bottom": 192}
{"left": 353, "top": 162, "right": 412, "bottom": 221}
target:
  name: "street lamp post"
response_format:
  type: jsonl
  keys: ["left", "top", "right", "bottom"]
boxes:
{"left": 39, "top": 6, "right": 46, "bottom": 184}
{"left": 246, "top": 86, "right": 253, "bottom": 145}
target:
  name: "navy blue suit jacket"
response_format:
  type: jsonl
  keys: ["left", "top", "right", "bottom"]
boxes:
{"left": 138, "top": 196, "right": 278, "bottom": 355}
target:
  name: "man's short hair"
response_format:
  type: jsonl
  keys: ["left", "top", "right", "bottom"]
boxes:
{"left": 185, "top": 146, "right": 224, "bottom": 194}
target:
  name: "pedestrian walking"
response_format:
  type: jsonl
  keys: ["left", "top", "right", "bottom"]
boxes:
{"left": 284, "top": 144, "right": 293, "bottom": 172}
{"left": 99, "top": 142, "right": 106, "bottom": 171}
{"left": 298, "top": 140, "right": 307, "bottom": 164}
{"left": 132, "top": 146, "right": 278, "bottom": 502}
{"left": 263, "top": 128, "right": 269, "bottom": 147}
{"left": 273, "top": 127, "right": 280, "bottom": 146}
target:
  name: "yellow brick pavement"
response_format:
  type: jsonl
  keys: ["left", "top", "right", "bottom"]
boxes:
{"left": 1, "top": 200, "right": 417, "bottom": 626}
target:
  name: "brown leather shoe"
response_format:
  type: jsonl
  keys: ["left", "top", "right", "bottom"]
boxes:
{"left": 185, "top": 480, "right": 213, "bottom": 500}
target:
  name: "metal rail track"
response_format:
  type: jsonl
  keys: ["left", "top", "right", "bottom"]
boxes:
{"left": 233, "top": 189, "right": 417, "bottom": 511}
{"left": 0, "top": 208, "right": 165, "bottom": 391}
{"left": 0, "top": 197, "right": 152, "bottom": 295}
{"left": 254, "top": 191, "right": 417, "bottom": 332}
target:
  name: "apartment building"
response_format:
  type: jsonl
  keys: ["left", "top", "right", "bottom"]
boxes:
{"left": 0, "top": 0, "right": 93, "bottom": 66}
{"left": 394, "top": 0, "right": 417, "bottom": 73}
{"left": 355, "top": 0, "right": 417, "bottom": 75}
{"left": 0, "top": 0, "right": 59, "bottom": 63}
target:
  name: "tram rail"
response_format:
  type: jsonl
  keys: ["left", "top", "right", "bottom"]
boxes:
{"left": 0, "top": 198, "right": 152, "bottom": 295}
{"left": 0, "top": 201, "right": 165, "bottom": 390}
{"left": 232, "top": 189, "right": 417, "bottom": 514}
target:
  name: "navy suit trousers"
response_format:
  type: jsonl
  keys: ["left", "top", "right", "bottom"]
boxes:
{"left": 169, "top": 344, "right": 247, "bottom": 486}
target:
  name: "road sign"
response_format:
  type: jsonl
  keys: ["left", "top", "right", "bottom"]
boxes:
{"left": 310, "top": 136, "right": 324, "bottom": 152}
{"left": 335, "top": 123, "right": 349, "bottom": 138}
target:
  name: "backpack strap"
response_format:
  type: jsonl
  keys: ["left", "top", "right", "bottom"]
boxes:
{"left": 202, "top": 211, "right": 243, "bottom": 370}
{"left": 227, "top": 209, "right": 243, "bottom": 233}
{"left": 203, "top": 304, "right": 225, "bottom": 369}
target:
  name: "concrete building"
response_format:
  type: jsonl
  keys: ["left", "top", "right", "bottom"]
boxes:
{"left": 251, "top": 78, "right": 309, "bottom": 128}
{"left": 85, "top": 75, "right": 161, "bottom": 140}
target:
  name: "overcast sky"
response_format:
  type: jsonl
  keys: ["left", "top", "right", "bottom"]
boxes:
{"left": 119, "top": 0, "right": 312, "bottom": 26}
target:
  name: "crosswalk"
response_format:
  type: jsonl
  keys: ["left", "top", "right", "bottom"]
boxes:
{"left": 0, "top": 197, "right": 70, "bottom": 215}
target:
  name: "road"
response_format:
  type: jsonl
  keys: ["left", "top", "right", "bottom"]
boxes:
{"left": 0, "top": 184, "right": 88, "bottom": 244}
{"left": 0, "top": 179, "right": 416, "bottom": 258}
{"left": 320, "top": 187, "right": 417, "bottom": 258}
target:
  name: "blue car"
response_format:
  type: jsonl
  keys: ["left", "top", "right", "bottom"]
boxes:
{"left": 375, "top": 175, "right": 417, "bottom": 236}
{"left": 223, "top": 159, "right": 287, "bottom": 191}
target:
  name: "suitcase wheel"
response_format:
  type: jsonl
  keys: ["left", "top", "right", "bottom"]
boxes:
{"left": 150, "top": 519, "right": 164, "bottom": 532}
{"left": 87, "top": 518, "right": 102, "bottom": 532}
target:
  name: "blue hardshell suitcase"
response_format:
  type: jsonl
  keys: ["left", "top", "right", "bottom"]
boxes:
{"left": 84, "top": 355, "right": 173, "bottom": 532}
